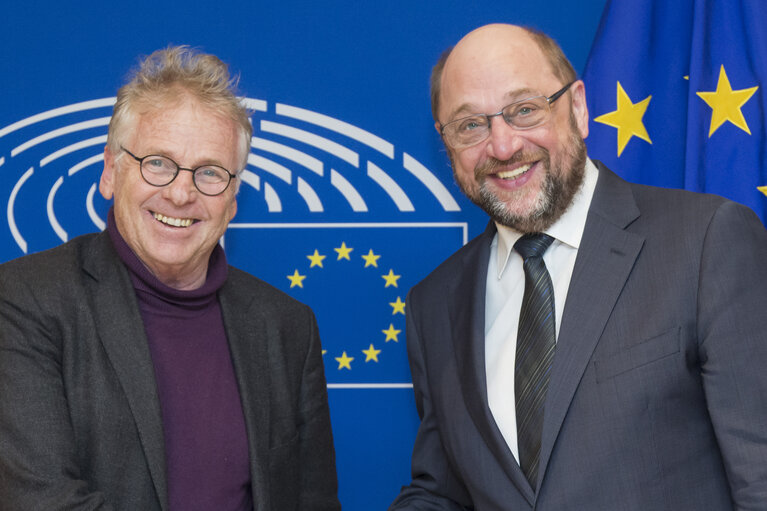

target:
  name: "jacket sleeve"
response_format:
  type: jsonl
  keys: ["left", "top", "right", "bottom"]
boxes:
{"left": 696, "top": 201, "right": 767, "bottom": 508}
{"left": 388, "top": 290, "right": 473, "bottom": 511}
{"left": 0, "top": 265, "right": 113, "bottom": 510}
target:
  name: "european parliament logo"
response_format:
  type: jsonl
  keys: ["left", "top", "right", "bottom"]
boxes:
{"left": 0, "top": 98, "right": 467, "bottom": 385}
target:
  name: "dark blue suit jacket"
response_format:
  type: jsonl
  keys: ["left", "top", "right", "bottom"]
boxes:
{"left": 390, "top": 162, "right": 767, "bottom": 510}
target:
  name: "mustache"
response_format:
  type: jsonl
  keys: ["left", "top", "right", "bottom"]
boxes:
{"left": 474, "top": 150, "right": 549, "bottom": 179}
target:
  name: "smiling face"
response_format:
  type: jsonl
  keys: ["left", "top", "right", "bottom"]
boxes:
{"left": 99, "top": 95, "right": 240, "bottom": 290}
{"left": 437, "top": 25, "right": 589, "bottom": 232}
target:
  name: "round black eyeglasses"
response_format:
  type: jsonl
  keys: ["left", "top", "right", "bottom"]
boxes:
{"left": 121, "top": 147, "right": 237, "bottom": 196}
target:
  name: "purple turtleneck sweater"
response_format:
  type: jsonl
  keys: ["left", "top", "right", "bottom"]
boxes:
{"left": 107, "top": 211, "right": 252, "bottom": 510}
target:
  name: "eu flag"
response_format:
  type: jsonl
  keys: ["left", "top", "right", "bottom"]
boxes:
{"left": 582, "top": 0, "right": 767, "bottom": 224}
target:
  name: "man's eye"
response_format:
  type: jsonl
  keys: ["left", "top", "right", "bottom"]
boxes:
{"left": 458, "top": 118, "right": 485, "bottom": 132}
{"left": 197, "top": 167, "right": 226, "bottom": 182}
{"left": 145, "top": 158, "right": 172, "bottom": 171}
{"left": 512, "top": 103, "right": 540, "bottom": 117}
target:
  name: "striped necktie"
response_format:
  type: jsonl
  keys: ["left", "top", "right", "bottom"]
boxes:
{"left": 514, "top": 232, "right": 556, "bottom": 490}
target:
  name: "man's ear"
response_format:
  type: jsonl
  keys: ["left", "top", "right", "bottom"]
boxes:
{"left": 99, "top": 146, "right": 116, "bottom": 200}
{"left": 570, "top": 79, "right": 589, "bottom": 139}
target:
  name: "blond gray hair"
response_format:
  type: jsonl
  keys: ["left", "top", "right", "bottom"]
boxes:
{"left": 107, "top": 46, "right": 252, "bottom": 170}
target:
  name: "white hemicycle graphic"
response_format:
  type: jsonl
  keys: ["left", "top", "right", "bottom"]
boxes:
{"left": 1, "top": 97, "right": 460, "bottom": 255}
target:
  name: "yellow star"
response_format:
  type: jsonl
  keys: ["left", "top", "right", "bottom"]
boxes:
{"left": 759, "top": 186, "right": 767, "bottom": 197}
{"left": 594, "top": 81, "right": 652, "bottom": 156}
{"left": 287, "top": 270, "right": 306, "bottom": 288}
{"left": 335, "top": 351, "right": 354, "bottom": 370}
{"left": 334, "top": 242, "right": 353, "bottom": 260}
{"left": 382, "top": 323, "right": 401, "bottom": 342}
{"left": 697, "top": 65, "right": 758, "bottom": 137}
{"left": 389, "top": 296, "right": 406, "bottom": 315}
{"left": 306, "top": 249, "right": 326, "bottom": 268}
{"left": 382, "top": 269, "right": 401, "bottom": 288}
{"left": 322, "top": 349, "right": 327, "bottom": 355}
{"left": 361, "top": 249, "right": 381, "bottom": 268}
{"left": 362, "top": 344, "right": 381, "bottom": 362}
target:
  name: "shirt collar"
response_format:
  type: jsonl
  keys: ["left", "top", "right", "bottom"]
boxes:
{"left": 493, "top": 157, "right": 599, "bottom": 278}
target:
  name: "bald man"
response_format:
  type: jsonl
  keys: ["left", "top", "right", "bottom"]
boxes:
{"left": 389, "top": 24, "right": 767, "bottom": 510}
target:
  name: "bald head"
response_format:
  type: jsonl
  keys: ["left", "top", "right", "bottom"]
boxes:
{"left": 430, "top": 24, "right": 577, "bottom": 124}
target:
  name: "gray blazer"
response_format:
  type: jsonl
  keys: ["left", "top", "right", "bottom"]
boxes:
{"left": 0, "top": 231, "right": 340, "bottom": 510}
{"left": 390, "top": 162, "right": 767, "bottom": 510}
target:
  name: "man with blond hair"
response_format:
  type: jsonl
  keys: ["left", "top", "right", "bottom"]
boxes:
{"left": 0, "top": 46, "right": 340, "bottom": 510}
{"left": 390, "top": 24, "right": 767, "bottom": 509}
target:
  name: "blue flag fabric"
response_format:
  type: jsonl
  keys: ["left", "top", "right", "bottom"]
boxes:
{"left": 582, "top": 0, "right": 767, "bottom": 224}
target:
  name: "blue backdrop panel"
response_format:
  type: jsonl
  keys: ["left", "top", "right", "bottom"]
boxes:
{"left": 0, "top": 1, "right": 606, "bottom": 508}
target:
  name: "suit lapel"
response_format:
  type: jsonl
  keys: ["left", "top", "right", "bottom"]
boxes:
{"left": 537, "top": 164, "right": 644, "bottom": 489}
{"left": 449, "top": 223, "right": 536, "bottom": 504}
{"left": 218, "top": 274, "right": 271, "bottom": 510}
{"left": 82, "top": 233, "right": 169, "bottom": 511}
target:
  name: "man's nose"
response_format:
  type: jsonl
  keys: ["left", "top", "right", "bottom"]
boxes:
{"left": 485, "top": 115, "right": 524, "bottom": 161}
{"left": 163, "top": 169, "right": 197, "bottom": 204}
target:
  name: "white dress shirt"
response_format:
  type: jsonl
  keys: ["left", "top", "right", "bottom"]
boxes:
{"left": 484, "top": 158, "right": 599, "bottom": 463}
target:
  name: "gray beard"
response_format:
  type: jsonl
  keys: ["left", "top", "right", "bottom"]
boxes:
{"left": 478, "top": 133, "right": 586, "bottom": 232}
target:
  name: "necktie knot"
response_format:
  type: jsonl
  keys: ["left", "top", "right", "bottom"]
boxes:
{"left": 514, "top": 233, "right": 554, "bottom": 260}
